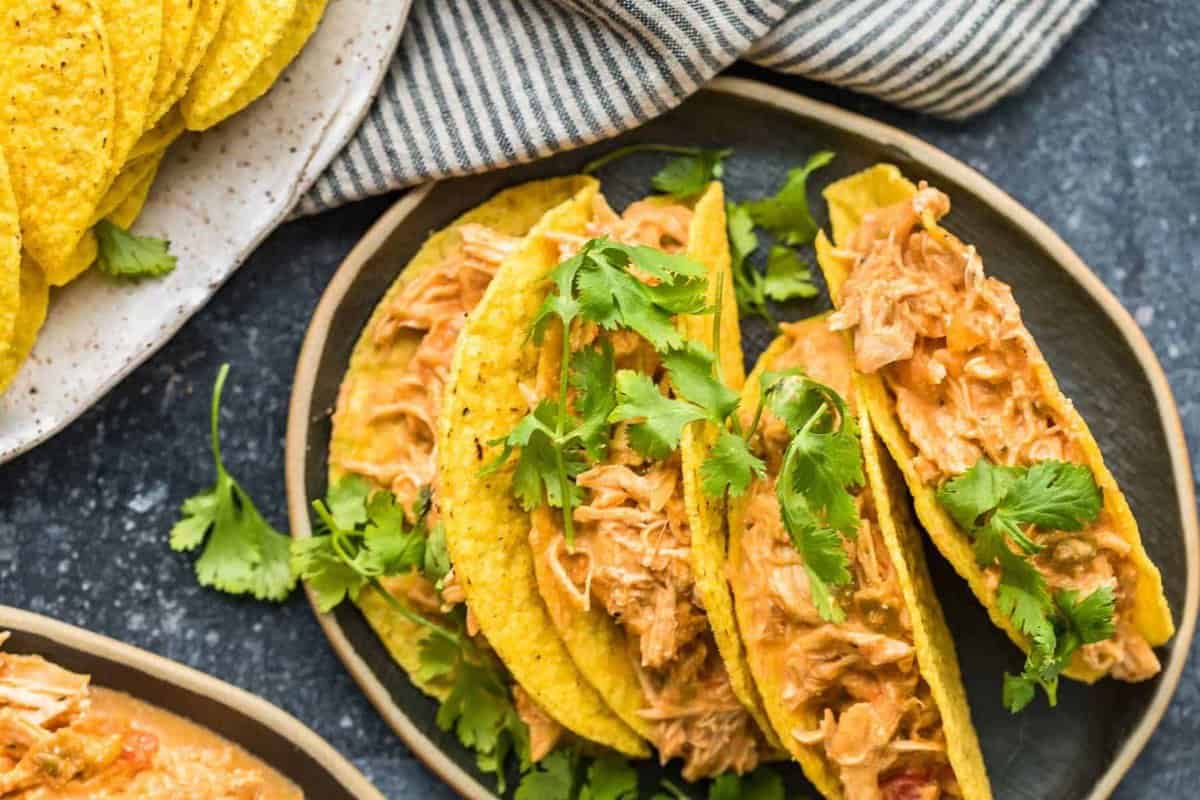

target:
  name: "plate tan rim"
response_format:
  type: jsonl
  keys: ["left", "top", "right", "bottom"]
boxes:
{"left": 285, "top": 76, "right": 1199, "bottom": 800}
{"left": 0, "top": 605, "right": 386, "bottom": 800}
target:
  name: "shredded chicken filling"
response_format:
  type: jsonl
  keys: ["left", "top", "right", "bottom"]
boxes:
{"left": 733, "top": 326, "right": 960, "bottom": 800}
{"left": 333, "top": 223, "right": 520, "bottom": 513}
{"left": 827, "top": 185, "right": 1157, "bottom": 681}
{"left": 539, "top": 198, "right": 771, "bottom": 780}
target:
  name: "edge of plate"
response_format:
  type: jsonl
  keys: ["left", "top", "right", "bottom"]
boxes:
{"left": 0, "top": 605, "right": 386, "bottom": 800}
{"left": 285, "top": 76, "right": 1200, "bottom": 800}
{"left": 0, "top": 0, "right": 412, "bottom": 466}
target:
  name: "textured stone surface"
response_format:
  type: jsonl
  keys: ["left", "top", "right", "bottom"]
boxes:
{"left": 0, "top": 1, "right": 1195, "bottom": 797}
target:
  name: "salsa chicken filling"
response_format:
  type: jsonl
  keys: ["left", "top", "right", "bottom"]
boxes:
{"left": 826, "top": 185, "right": 1158, "bottom": 682}
{"left": 0, "top": 637, "right": 300, "bottom": 799}
{"left": 733, "top": 323, "right": 960, "bottom": 800}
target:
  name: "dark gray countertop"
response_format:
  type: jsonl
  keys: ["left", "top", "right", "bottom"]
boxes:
{"left": 0, "top": 1, "right": 1195, "bottom": 797}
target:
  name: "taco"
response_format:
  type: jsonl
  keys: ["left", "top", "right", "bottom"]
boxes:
{"left": 442, "top": 181, "right": 782, "bottom": 780}
{"left": 329, "top": 175, "right": 647, "bottom": 771}
{"left": 726, "top": 316, "right": 991, "bottom": 800}
{"left": 815, "top": 165, "right": 1172, "bottom": 693}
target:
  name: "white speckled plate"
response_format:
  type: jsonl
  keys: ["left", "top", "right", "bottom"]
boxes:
{"left": 0, "top": 0, "right": 412, "bottom": 463}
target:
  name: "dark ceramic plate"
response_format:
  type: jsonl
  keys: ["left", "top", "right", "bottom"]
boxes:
{"left": 0, "top": 606, "right": 384, "bottom": 799}
{"left": 286, "top": 78, "right": 1198, "bottom": 800}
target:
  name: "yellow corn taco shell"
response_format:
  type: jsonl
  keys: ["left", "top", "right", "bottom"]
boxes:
{"left": 331, "top": 176, "right": 644, "bottom": 757}
{"left": 0, "top": 257, "right": 49, "bottom": 394}
{"left": 49, "top": 232, "right": 99, "bottom": 289}
{"left": 92, "top": 155, "right": 161, "bottom": 228}
{"left": 181, "top": 0, "right": 302, "bottom": 131}
{"left": 129, "top": 106, "right": 188, "bottom": 164}
{"left": 159, "top": 0, "right": 231, "bottom": 121}
{"left": 727, "top": 316, "right": 991, "bottom": 800}
{"left": 195, "top": 0, "right": 326, "bottom": 130}
{"left": 0, "top": 151, "right": 19, "bottom": 366}
{"left": 97, "top": 0, "right": 163, "bottom": 177}
{"left": 815, "top": 165, "right": 1173, "bottom": 682}
{"left": 147, "top": 0, "right": 202, "bottom": 126}
{"left": 524, "top": 183, "right": 776, "bottom": 755}
{"left": 0, "top": 0, "right": 115, "bottom": 283}
{"left": 107, "top": 157, "right": 163, "bottom": 230}
{"left": 436, "top": 176, "right": 649, "bottom": 758}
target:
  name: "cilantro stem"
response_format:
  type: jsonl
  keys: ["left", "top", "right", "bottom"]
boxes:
{"left": 582, "top": 144, "right": 706, "bottom": 174}
{"left": 210, "top": 363, "right": 230, "bottom": 472}
{"left": 743, "top": 395, "right": 766, "bottom": 442}
{"left": 658, "top": 779, "right": 689, "bottom": 800}
{"left": 554, "top": 322, "right": 577, "bottom": 549}
{"left": 712, "top": 272, "right": 725, "bottom": 386}
{"left": 367, "top": 580, "right": 462, "bottom": 645}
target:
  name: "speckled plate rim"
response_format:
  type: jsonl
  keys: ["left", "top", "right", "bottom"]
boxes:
{"left": 0, "top": 605, "right": 387, "bottom": 800}
{"left": 284, "top": 76, "right": 1200, "bottom": 800}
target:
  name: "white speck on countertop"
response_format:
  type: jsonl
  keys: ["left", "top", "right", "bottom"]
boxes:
{"left": 204, "top": 630, "right": 220, "bottom": 646}
{"left": 1135, "top": 305, "right": 1155, "bottom": 326}
{"left": 127, "top": 482, "right": 168, "bottom": 514}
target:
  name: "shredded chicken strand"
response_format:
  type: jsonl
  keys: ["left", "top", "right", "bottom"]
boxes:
{"left": 828, "top": 184, "right": 1158, "bottom": 682}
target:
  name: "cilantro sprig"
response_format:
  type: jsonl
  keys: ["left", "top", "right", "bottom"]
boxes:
{"left": 937, "top": 458, "right": 1111, "bottom": 711}
{"left": 95, "top": 219, "right": 177, "bottom": 280}
{"left": 515, "top": 751, "right": 784, "bottom": 800}
{"left": 583, "top": 145, "right": 731, "bottom": 199}
{"left": 727, "top": 151, "right": 834, "bottom": 327}
{"left": 294, "top": 475, "right": 532, "bottom": 789}
{"left": 759, "top": 373, "right": 864, "bottom": 622}
{"left": 170, "top": 365, "right": 296, "bottom": 601}
{"left": 485, "top": 239, "right": 708, "bottom": 546}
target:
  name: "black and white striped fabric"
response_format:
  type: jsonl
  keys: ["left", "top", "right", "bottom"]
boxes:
{"left": 298, "top": 0, "right": 1097, "bottom": 215}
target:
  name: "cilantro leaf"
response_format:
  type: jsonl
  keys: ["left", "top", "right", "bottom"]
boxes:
{"left": 767, "top": 374, "right": 863, "bottom": 622}
{"left": 763, "top": 245, "right": 818, "bottom": 301}
{"left": 578, "top": 754, "right": 639, "bottom": 800}
{"left": 709, "top": 768, "right": 785, "bottom": 800}
{"left": 1059, "top": 585, "right": 1117, "bottom": 645}
{"left": 516, "top": 749, "right": 577, "bottom": 800}
{"left": 570, "top": 341, "right": 618, "bottom": 460}
{"left": 485, "top": 400, "right": 583, "bottom": 511}
{"left": 290, "top": 535, "right": 367, "bottom": 612}
{"left": 610, "top": 370, "right": 706, "bottom": 459}
{"left": 662, "top": 342, "right": 740, "bottom": 423}
{"left": 1002, "top": 672, "right": 1037, "bottom": 713}
{"left": 999, "top": 461, "right": 1103, "bottom": 532}
{"left": 745, "top": 151, "right": 835, "bottom": 245}
{"left": 937, "top": 459, "right": 1022, "bottom": 531}
{"left": 95, "top": 220, "right": 177, "bottom": 279}
{"left": 423, "top": 523, "right": 452, "bottom": 584}
{"left": 726, "top": 202, "right": 773, "bottom": 326}
{"left": 651, "top": 148, "right": 731, "bottom": 198}
{"left": 582, "top": 143, "right": 730, "bottom": 200}
{"left": 438, "top": 657, "right": 528, "bottom": 790}
{"left": 701, "top": 430, "right": 766, "bottom": 497}
{"left": 170, "top": 365, "right": 295, "bottom": 601}
{"left": 327, "top": 473, "right": 372, "bottom": 528}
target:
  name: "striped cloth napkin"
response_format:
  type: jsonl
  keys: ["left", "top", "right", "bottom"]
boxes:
{"left": 298, "top": 0, "right": 1097, "bottom": 215}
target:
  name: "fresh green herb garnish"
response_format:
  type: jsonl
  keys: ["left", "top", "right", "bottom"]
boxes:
{"left": 762, "top": 373, "right": 864, "bottom": 623}
{"left": 516, "top": 750, "right": 640, "bottom": 800}
{"left": 726, "top": 151, "right": 833, "bottom": 326}
{"left": 744, "top": 151, "right": 835, "bottom": 245}
{"left": 937, "top": 458, "right": 1110, "bottom": 711}
{"left": 486, "top": 239, "right": 708, "bottom": 546}
{"left": 95, "top": 219, "right": 177, "bottom": 279}
{"left": 582, "top": 144, "right": 731, "bottom": 200}
{"left": 169, "top": 365, "right": 295, "bottom": 601}
{"left": 763, "top": 246, "right": 819, "bottom": 302}
{"left": 707, "top": 768, "right": 785, "bottom": 800}
{"left": 294, "top": 475, "right": 530, "bottom": 790}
